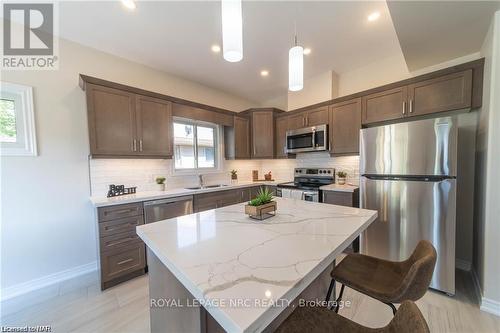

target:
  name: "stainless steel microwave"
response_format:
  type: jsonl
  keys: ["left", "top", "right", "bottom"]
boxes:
{"left": 286, "top": 124, "right": 328, "bottom": 154}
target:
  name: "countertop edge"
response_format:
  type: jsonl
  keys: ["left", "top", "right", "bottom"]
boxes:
{"left": 137, "top": 205, "right": 378, "bottom": 333}
{"left": 90, "top": 181, "right": 287, "bottom": 208}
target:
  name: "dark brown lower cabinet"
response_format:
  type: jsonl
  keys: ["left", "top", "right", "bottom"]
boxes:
{"left": 97, "top": 203, "right": 146, "bottom": 290}
{"left": 321, "top": 189, "right": 360, "bottom": 252}
{"left": 194, "top": 187, "right": 256, "bottom": 213}
{"left": 322, "top": 190, "right": 359, "bottom": 208}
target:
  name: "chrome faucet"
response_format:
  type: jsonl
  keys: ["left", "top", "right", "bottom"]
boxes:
{"left": 198, "top": 174, "right": 204, "bottom": 188}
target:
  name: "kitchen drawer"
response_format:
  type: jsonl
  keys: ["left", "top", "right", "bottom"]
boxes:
{"left": 98, "top": 202, "right": 143, "bottom": 222}
{"left": 101, "top": 243, "right": 145, "bottom": 282}
{"left": 322, "top": 190, "right": 359, "bottom": 208}
{"left": 100, "top": 229, "right": 143, "bottom": 252}
{"left": 99, "top": 215, "right": 144, "bottom": 238}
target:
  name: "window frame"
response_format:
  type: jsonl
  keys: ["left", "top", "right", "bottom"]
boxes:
{"left": 1, "top": 82, "right": 37, "bottom": 156}
{"left": 172, "top": 117, "right": 222, "bottom": 175}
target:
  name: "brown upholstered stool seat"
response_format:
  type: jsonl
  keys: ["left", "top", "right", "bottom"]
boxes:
{"left": 332, "top": 253, "right": 413, "bottom": 304}
{"left": 275, "top": 300, "right": 430, "bottom": 333}
{"left": 327, "top": 240, "right": 437, "bottom": 314}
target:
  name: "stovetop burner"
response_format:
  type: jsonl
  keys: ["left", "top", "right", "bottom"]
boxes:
{"left": 278, "top": 168, "right": 335, "bottom": 191}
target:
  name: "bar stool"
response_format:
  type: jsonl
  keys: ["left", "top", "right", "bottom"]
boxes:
{"left": 326, "top": 240, "right": 437, "bottom": 314}
{"left": 275, "top": 300, "right": 429, "bottom": 333}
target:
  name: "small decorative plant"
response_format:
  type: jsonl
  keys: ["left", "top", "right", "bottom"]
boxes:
{"left": 337, "top": 171, "right": 347, "bottom": 185}
{"left": 249, "top": 187, "right": 274, "bottom": 206}
{"left": 245, "top": 187, "right": 277, "bottom": 220}
{"left": 230, "top": 170, "right": 238, "bottom": 180}
{"left": 155, "top": 176, "right": 166, "bottom": 191}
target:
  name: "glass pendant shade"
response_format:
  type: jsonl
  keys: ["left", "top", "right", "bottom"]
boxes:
{"left": 289, "top": 45, "right": 304, "bottom": 91}
{"left": 221, "top": 0, "right": 243, "bottom": 62}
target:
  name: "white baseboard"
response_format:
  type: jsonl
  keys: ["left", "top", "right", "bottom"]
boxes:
{"left": 481, "top": 298, "right": 500, "bottom": 317}
{"left": 1, "top": 262, "right": 98, "bottom": 316}
{"left": 455, "top": 258, "right": 472, "bottom": 271}
{"left": 1, "top": 261, "right": 98, "bottom": 301}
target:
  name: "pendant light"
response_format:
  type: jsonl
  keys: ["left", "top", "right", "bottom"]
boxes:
{"left": 221, "top": 0, "right": 243, "bottom": 62}
{"left": 289, "top": 30, "right": 303, "bottom": 91}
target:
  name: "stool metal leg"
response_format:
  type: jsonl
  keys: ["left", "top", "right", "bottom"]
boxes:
{"left": 334, "top": 284, "right": 345, "bottom": 313}
{"left": 325, "top": 259, "right": 336, "bottom": 304}
{"left": 325, "top": 279, "right": 335, "bottom": 303}
{"left": 383, "top": 301, "right": 397, "bottom": 315}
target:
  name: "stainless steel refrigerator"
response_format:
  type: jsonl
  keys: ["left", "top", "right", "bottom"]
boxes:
{"left": 360, "top": 117, "right": 457, "bottom": 295}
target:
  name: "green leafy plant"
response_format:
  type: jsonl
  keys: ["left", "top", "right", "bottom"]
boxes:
{"left": 230, "top": 170, "right": 237, "bottom": 176}
{"left": 155, "top": 176, "right": 166, "bottom": 184}
{"left": 337, "top": 171, "right": 347, "bottom": 178}
{"left": 249, "top": 187, "right": 274, "bottom": 206}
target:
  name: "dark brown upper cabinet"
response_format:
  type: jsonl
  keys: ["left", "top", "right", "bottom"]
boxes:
{"left": 225, "top": 115, "right": 250, "bottom": 159}
{"left": 362, "top": 86, "right": 408, "bottom": 125}
{"left": 275, "top": 116, "right": 289, "bottom": 158}
{"left": 362, "top": 69, "right": 474, "bottom": 125}
{"left": 251, "top": 110, "right": 275, "bottom": 159}
{"left": 304, "top": 107, "right": 328, "bottom": 126}
{"left": 86, "top": 83, "right": 172, "bottom": 158}
{"left": 407, "top": 69, "right": 472, "bottom": 117}
{"left": 329, "top": 98, "right": 361, "bottom": 156}
{"left": 135, "top": 95, "right": 173, "bottom": 157}
{"left": 287, "top": 112, "right": 307, "bottom": 130}
{"left": 287, "top": 107, "right": 328, "bottom": 130}
{"left": 86, "top": 84, "right": 137, "bottom": 157}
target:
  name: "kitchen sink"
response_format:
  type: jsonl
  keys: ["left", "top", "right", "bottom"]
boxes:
{"left": 185, "top": 184, "right": 228, "bottom": 190}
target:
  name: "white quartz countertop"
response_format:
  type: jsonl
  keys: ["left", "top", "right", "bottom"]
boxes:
{"left": 90, "top": 181, "right": 286, "bottom": 207}
{"left": 136, "top": 198, "right": 377, "bottom": 332}
{"left": 319, "top": 183, "right": 359, "bottom": 193}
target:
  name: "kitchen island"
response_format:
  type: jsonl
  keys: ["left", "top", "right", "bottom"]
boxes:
{"left": 137, "top": 198, "right": 377, "bottom": 333}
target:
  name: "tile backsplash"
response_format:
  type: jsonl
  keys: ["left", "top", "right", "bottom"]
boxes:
{"left": 89, "top": 153, "right": 359, "bottom": 197}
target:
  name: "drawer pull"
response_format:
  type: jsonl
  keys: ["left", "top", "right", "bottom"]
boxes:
{"left": 107, "top": 237, "right": 136, "bottom": 247}
{"left": 108, "top": 208, "right": 134, "bottom": 215}
{"left": 117, "top": 258, "right": 134, "bottom": 266}
{"left": 105, "top": 222, "right": 137, "bottom": 231}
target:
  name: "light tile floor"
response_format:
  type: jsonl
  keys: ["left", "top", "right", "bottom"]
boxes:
{"left": 1, "top": 269, "right": 499, "bottom": 332}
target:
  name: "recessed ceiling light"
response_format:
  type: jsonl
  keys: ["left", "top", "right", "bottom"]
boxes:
{"left": 260, "top": 70, "right": 269, "bottom": 77}
{"left": 121, "top": 0, "right": 136, "bottom": 10}
{"left": 303, "top": 48, "right": 311, "bottom": 55}
{"left": 211, "top": 45, "right": 221, "bottom": 53}
{"left": 367, "top": 11, "right": 380, "bottom": 22}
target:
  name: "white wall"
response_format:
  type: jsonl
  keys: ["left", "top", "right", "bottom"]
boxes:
{"left": 287, "top": 71, "right": 339, "bottom": 110}
{"left": 474, "top": 10, "right": 500, "bottom": 312}
{"left": 0, "top": 37, "right": 255, "bottom": 294}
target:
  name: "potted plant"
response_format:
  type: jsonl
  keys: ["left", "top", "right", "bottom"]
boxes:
{"left": 230, "top": 170, "right": 238, "bottom": 182}
{"left": 155, "top": 176, "right": 166, "bottom": 191}
{"left": 245, "top": 187, "right": 277, "bottom": 220}
{"left": 337, "top": 171, "right": 347, "bottom": 185}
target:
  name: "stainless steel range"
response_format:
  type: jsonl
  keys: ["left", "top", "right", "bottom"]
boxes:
{"left": 277, "top": 168, "right": 335, "bottom": 202}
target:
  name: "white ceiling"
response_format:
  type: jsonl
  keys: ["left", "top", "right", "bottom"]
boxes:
{"left": 58, "top": 1, "right": 402, "bottom": 103}
{"left": 388, "top": 1, "right": 500, "bottom": 71}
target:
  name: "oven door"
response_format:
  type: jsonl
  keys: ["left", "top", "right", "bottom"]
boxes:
{"left": 286, "top": 125, "right": 327, "bottom": 153}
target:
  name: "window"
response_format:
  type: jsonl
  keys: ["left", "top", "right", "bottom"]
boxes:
{"left": 0, "top": 82, "right": 37, "bottom": 156}
{"left": 173, "top": 119, "right": 219, "bottom": 171}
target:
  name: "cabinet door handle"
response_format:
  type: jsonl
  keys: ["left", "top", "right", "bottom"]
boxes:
{"left": 139, "top": 139, "right": 143, "bottom": 151}
{"left": 117, "top": 258, "right": 134, "bottom": 266}
{"left": 133, "top": 139, "right": 137, "bottom": 151}
{"left": 402, "top": 101, "right": 406, "bottom": 115}
{"left": 409, "top": 99, "right": 413, "bottom": 113}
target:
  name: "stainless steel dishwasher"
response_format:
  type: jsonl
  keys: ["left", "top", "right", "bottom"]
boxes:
{"left": 143, "top": 195, "right": 193, "bottom": 224}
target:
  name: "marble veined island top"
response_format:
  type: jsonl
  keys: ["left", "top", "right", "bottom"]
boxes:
{"left": 137, "top": 198, "right": 377, "bottom": 333}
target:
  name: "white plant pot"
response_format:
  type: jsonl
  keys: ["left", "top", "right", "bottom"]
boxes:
{"left": 337, "top": 177, "right": 346, "bottom": 185}
{"left": 157, "top": 183, "right": 165, "bottom": 191}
